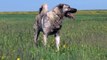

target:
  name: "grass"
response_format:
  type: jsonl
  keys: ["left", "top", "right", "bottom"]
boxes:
{"left": 0, "top": 10, "right": 107, "bottom": 60}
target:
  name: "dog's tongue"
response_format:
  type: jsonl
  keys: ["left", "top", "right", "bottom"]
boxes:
{"left": 69, "top": 13, "right": 75, "bottom": 20}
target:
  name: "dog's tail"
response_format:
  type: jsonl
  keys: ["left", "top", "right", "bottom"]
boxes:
{"left": 33, "top": 4, "right": 48, "bottom": 29}
{"left": 39, "top": 4, "right": 48, "bottom": 14}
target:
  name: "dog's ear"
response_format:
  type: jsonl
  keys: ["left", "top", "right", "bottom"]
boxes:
{"left": 58, "top": 4, "right": 64, "bottom": 9}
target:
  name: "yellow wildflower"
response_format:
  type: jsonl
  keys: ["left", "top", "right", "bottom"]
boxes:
{"left": 63, "top": 44, "right": 66, "bottom": 48}
{"left": 17, "top": 57, "right": 20, "bottom": 60}
{"left": 1, "top": 56, "right": 5, "bottom": 60}
{"left": 40, "top": 58, "right": 44, "bottom": 60}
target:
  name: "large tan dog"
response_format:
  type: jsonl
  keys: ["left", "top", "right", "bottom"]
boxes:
{"left": 33, "top": 4, "right": 77, "bottom": 51}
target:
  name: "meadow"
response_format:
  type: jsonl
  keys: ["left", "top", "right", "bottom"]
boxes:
{"left": 0, "top": 10, "right": 107, "bottom": 60}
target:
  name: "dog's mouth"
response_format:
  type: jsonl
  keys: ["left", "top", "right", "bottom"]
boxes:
{"left": 65, "top": 8, "right": 77, "bottom": 19}
{"left": 67, "top": 13, "right": 75, "bottom": 19}
{"left": 65, "top": 11, "right": 75, "bottom": 19}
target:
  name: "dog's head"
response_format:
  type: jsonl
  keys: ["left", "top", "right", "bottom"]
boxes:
{"left": 57, "top": 4, "right": 77, "bottom": 19}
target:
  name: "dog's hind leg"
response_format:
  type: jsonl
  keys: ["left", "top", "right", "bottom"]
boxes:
{"left": 34, "top": 28, "right": 40, "bottom": 46}
{"left": 43, "top": 34, "right": 48, "bottom": 46}
{"left": 55, "top": 32, "right": 60, "bottom": 51}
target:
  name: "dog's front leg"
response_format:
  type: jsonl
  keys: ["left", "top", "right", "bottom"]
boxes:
{"left": 55, "top": 32, "right": 60, "bottom": 51}
{"left": 43, "top": 34, "right": 48, "bottom": 46}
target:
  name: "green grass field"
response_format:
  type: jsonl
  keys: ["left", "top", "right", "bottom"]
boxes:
{"left": 0, "top": 10, "right": 107, "bottom": 60}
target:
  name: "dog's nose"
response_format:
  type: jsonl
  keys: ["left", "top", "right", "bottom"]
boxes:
{"left": 74, "top": 8, "right": 77, "bottom": 12}
{"left": 71, "top": 8, "right": 77, "bottom": 13}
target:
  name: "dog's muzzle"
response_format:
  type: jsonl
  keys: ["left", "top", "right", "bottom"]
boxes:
{"left": 65, "top": 8, "right": 77, "bottom": 19}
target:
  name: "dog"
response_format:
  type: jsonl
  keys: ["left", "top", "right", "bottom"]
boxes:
{"left": 33, "top": 4, "right": 77, "bottom": 51}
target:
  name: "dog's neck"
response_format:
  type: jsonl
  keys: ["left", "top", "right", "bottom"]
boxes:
{"left": 47, "top": 11, "right": 59, "bottom": 21}
{"left": 52, "top": 7, "right": 64, "bottom": 19}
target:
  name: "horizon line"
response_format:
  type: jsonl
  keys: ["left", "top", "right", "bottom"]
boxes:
{"left": 0, "top": 9, "right": 107, "bottom": 12}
